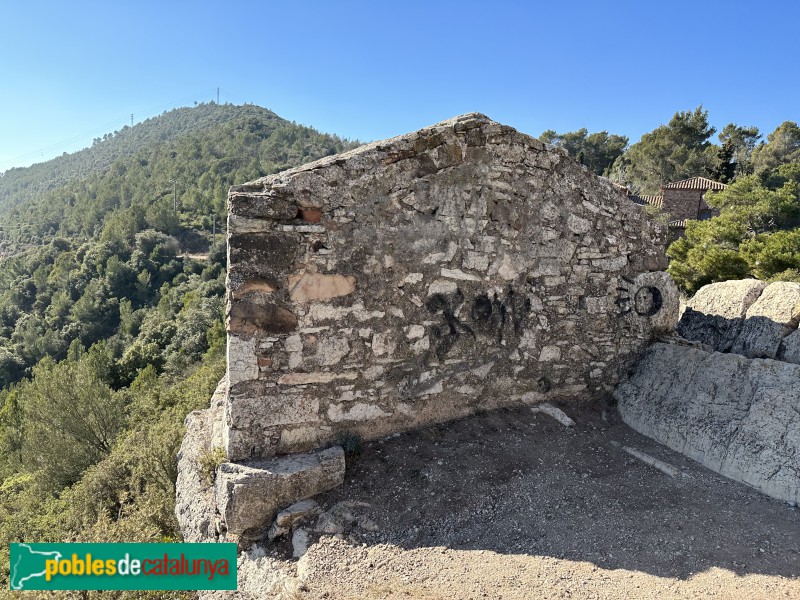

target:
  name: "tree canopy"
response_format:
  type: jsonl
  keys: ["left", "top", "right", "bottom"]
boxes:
{"left": 668, "top": 163, "right": 800, "bottom": 293}
{"left": 539, "top": 128, "right": 628, "bottom": 176}
{"left": 611, "top": 106, "right": 718, "bottom": 194}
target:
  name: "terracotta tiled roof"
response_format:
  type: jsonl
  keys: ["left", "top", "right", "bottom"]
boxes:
{"left": 662, "top": 176, "right": 727, "bottom": 191}
{"left": 629, "top": 194, "right": 664, "bottom": 208}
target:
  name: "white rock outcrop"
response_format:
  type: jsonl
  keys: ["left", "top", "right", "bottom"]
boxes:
{"left": 678, "top": 279, "right": 800, "bottom": 360}
{"left": 615, "top": 342, "right": 799, "bottom": 506}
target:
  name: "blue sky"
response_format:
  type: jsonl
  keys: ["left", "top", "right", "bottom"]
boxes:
{"left": 1, "top": 0, "right": 797, "bottom": 170}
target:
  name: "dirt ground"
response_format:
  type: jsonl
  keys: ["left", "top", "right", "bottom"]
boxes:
{"left": 257, "top": 400, "right": 800, "bottom": 599}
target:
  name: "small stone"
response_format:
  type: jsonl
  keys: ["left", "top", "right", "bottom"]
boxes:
{"left": 287, "top": 273, "right": 356, "bottom": 303}
{"left": 298, "top": 208, "right": 323, "bottom": 223}
{"left": 292, "top": 529, "right": 310, "bottom": 558}
{"left": 538, "top": 345, "right": 561, "bottom": 362}
{"left": 441, "top": 268, "right": 481, "bottom": 281}
{"left": 358, "top": 517, "right": 379, "bottom": 532}
{"left": 371, "top": 332, "right": 396, "bottom": 356}
{"left": 268, "top": 522, "right": 289, "bottom": 540}
{"left": 567, "top": 214, "right": 592, "bottom": 234}
{"left": 315, "top": 512, "right": 344, "bottom": 535}
{"left": 530, "top": 403, "right": 575, "bottom": 427}
{"left": 277, "top": 372, "right": 357, "bottom": 385}
{"left": 275, "top": 499, "right": 321, "bottom": 529}
{"left": 228, "top": 301, "right": 298, "bottom": 336}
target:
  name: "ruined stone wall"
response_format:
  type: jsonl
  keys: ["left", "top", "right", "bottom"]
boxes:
{"left": 224, "top": 113, "right": 678, "bottom": 461}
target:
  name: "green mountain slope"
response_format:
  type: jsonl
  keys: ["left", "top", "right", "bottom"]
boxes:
{"left": 0, "top": 104, "right": 359, "bottom": 583}
{"left": 0, "top": 103, "right": 289, "bottom": 210}
{"left": 0, "top": 103, "right": 356, "bottom": 251}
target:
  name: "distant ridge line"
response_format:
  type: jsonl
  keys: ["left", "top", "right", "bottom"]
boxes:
{"left": 0, "top": 88, "right": 220, "bottom": 171}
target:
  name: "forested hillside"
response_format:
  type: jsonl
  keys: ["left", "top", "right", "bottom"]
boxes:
{"left": 0, "top": 103, "right": 354, "bottom": 251}
{"left": 0, "top": 103, "right": 358, "bottom": 592}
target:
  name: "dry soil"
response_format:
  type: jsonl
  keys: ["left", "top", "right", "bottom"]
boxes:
{"left": 248, "top": 400, "right": 800, "bottom": 599}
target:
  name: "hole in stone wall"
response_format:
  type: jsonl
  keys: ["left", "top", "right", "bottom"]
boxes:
{"left": 634, "top": 286, "right": 663, "bottom": 317}
{"left": 536, "top": 377, "right": 551, "bottom": 393}
{"left": 298, "top": 208, "right": 323, "bottom": 223}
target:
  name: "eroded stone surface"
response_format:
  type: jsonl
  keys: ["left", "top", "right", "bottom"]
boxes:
{"left": 615, "top": 342, "right": 800, "bottom": 506}
{"left": 730, "top": 281, "right": 800, "bottom": 359}
{"left": 688, "top": 279, "right": 767, "bottom": 318}
{"left": 214, "top": 446, "right": 345, "bottom": 540}
{"left": 678, "top": 280, "right": 800, "bottom": 360}
{"left": 677, "top": 279, "right": 767, "bottom": 351}
{"left": 223, "top": 113, "right": 677, "bottom": 460}
{"left": 779, "top": 328, "right": 800, "bottom": 365}
{"left": 175, "top": 377, "right": 227, "bottom": 543}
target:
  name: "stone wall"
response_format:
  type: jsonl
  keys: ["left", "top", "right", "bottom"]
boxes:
{"left": 661, "top": 188, "right": 718, "bottom": 222}
{"left": 223, "top": 113, "right": 679, "bottom": 461}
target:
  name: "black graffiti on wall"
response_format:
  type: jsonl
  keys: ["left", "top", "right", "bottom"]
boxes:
{"left": 426, "top": 285, "right": 532, "bottom": 359}
{"left": 471, "top": 285, "right": 532, "bottom": 341}
{"left": 614, "top": 275, "right": 663, "bottom": 317}
{"left": 426, "top": 290, "right": 476, "bottom": 360}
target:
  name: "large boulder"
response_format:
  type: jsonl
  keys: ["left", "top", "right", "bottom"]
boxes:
{"left": 730, "top": 282, "right": 800, "bottom": 359}
{"left": 615, "top": 342, "right": 800, "bottom": 506}
{"left": 677, "top": 279, "right": 766, "bottom": 351}
{"left": 678, "top": 280, "right": 800, "bottom": 360}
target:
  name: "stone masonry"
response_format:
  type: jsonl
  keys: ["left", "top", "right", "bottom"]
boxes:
{"left": 661, "top": 188, "right": 717, "bottom": 222}
{"left": 222, "top": 113, "right": 679, "bottom": 462}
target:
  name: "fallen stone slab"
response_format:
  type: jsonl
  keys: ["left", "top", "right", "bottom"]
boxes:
{"left": 610, "top": 441, "right": 681, "bottom": 477}
{"left": 214, "top": 446, "right": 346, "bottom": 541}
{"left": 530, "top": 403, "right": 575, "bottom": 427}
{"left": 615, "top": 342, "right": 800, "bottom": 506}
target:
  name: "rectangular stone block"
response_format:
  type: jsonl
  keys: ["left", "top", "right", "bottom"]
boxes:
{"left": 214, "top": 446, "right": 345, "bottom": 539}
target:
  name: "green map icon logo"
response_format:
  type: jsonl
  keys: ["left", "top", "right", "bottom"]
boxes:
{"left": 10, "top": 543, "right": 63, "bottom": 590}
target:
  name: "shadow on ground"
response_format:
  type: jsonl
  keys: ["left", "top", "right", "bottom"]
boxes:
{"left": 310, "top": 400, "right": 800, "bottom": 582}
